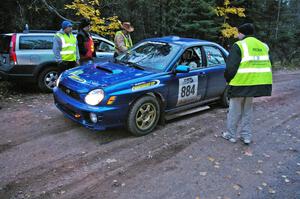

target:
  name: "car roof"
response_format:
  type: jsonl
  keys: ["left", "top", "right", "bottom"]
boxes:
{"left": 1, "top": 31, "right": 114, "bottom": 46}
{"left": 144, "top": 36, "right": 220, "bottom": 47}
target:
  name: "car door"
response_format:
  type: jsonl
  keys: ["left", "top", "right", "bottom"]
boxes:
{"left": 166, "top": 47, "right": 208, "bottom": 109}
{"left": 202, "top": 45, "right": 227, "bottom": 100}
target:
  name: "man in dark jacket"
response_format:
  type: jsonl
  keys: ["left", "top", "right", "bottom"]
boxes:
{"left": 222, "top": 23, "right": 272, "bottom": 144}
{"left": 77, "top": 18, "right": 95, "bottom": 64}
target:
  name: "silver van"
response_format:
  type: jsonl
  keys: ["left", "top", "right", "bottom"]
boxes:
{"left": 0, "top": 31, "right": 115, "bottom": 92}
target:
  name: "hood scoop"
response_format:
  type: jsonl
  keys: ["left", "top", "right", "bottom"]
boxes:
{"left": 95, "top": 65, "right": 123, "bottom": 74}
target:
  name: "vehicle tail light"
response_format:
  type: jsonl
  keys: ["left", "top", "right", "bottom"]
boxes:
{"left": 9, "top": 33, "right": 17, "bottom": 65}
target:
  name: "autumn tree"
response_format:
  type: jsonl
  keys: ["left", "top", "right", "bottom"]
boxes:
{"left": 65, "top": 0, "right": 120, "bottom": 37}
{"left": 215, "top": 0, "right": 246, "bottom": 44}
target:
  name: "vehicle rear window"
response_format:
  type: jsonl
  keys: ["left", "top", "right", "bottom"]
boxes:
{"left": 19, "top": 36, "right": 53, "bottom": 50}
{"left": 0, "top": 35, "right": 12, "bottom": 53}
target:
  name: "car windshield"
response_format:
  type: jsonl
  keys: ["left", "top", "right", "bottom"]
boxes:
{"left": 115, "top": 41, "right": 180, "bottom": 72}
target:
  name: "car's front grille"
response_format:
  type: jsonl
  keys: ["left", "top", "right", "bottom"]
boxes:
{"left": 56, "top": 101, "right": 76, "bottom": 117}
{"left": 59, "top": 84, "right": 81, "bottom": 101}
{"left": 55, "top": 99, "right": 100, "bottom": 124}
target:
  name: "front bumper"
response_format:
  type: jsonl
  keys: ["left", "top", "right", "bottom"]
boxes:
{"left": 53, "top": 87, "right": 128, "bottom": 131}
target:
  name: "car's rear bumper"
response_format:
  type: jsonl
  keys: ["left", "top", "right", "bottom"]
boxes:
{"left": 0, "top": 70, "right": 8, "bottom": 80}
{"left": 53, "top": 87, "right": 128, "bottom": 131}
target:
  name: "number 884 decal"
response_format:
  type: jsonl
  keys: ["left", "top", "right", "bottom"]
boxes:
{"left": 177, "top": 76, "right": 201, "bottom": 105}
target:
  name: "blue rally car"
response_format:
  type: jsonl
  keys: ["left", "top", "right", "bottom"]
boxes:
{"left": 53, "top": 36, "right": 229, "bottom": 136}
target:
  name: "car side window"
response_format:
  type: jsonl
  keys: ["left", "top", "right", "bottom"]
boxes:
{"left": 193, "top": 47, "right": 203, "bottom": 67}
{"left": 177, "top": 48, "right": 201, "bottom": 70}
{"left": 94, "top": 39, "right": 114, "bottom": 52}
{"left": 203, "top": 46, "right": 225, "bottom": 67}
{"left": 99, "top": 41, "right": 114, "bottom": 52}
{"left": 19, "top": 36, "right": 53, "bottom": 50}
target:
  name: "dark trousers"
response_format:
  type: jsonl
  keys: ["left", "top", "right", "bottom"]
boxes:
{"left": 80, "top": 57, "right": 94, "bottom": 65}
{"left": 59, "top": 61, "right": 77, "bottom": 72}
{"left": 113, "top": 52, "right": 119, "bottom": 58}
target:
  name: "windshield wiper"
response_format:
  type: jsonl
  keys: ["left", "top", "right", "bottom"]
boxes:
{"left": 114, "top": 59, "right": 126, "bottom": 65}
{"left": 123, "top": 61, "right": 145, "bottom": 70}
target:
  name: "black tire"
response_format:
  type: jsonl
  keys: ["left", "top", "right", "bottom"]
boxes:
{"left": 127, "top": 95, "right": 160, "bottom": 136}
{"left": 220, "top": 86, "right": 229, "bottom": 108}
{"left": 38, "top": 67, "right": 60, "bottom": 93}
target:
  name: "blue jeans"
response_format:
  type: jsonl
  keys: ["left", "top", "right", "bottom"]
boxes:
{"left": 226, "top": 97, "right": 253, "bottom": 139}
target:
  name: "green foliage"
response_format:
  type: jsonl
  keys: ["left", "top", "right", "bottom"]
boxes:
{"left": 168, "top": 0, "right": 219, "bottom": 40}
{"left": 245, "top": 0, "right": 300, "bottom": 66}
{"left": 0, "top": 0, "right": 299, "bottom": 66}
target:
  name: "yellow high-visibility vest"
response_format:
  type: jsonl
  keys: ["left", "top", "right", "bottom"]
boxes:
{"left": 115, "top": 31, "right": 133, "bottom": 49}
{"left": 56, "top": 33, "right": 77, "bottom": 61}
{"left": 229, "top": 37, "right": 272, "bottom": 86}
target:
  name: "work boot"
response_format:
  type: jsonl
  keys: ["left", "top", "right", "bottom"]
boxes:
{"left": 221, "top": 132, "right": 236, "bottom": 143}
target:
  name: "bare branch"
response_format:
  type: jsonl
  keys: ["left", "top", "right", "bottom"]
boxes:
{"left": 40, "top": 0, "right": 78, "bottom": 23}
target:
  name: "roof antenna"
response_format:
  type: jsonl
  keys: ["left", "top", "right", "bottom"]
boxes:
{"left": 24, "top": 24, "right": 29, "bottom": 33}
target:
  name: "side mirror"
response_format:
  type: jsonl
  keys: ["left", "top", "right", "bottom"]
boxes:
{"left": 175, "top": 65, "right": 190, "bottom": 73}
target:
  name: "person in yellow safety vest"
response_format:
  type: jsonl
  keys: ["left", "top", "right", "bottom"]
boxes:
{"left": 114, "top": 22, "right": 134, "bottom": 57}
{"left": 222, "top": 23, "right": 272, "bottom": 145}
{"left": 53, "top": 21, "right": 80, "bottom": 72}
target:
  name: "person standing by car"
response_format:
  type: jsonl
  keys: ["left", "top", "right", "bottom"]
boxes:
{"left": 222, "top": 23, "right": 272, "bottom": 144}
{"left": 114, "top": 21, "right": 134, "bottom": 57}
{"left": 77, "top": 18, "right": 95, "bottom": 64}
{"left": 53, "top": 21, "right": 80, "bottom": 71}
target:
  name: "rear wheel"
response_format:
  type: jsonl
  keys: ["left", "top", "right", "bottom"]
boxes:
{"left": 38, "top": 67, "right": 60, "bottom": 92}
{"left": 127, "top": 96, "right": 160, "bottom": 136}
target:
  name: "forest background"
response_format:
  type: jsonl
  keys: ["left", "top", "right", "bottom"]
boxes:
{"left": 0, "top": 0, "right": 299, "bottom": 66}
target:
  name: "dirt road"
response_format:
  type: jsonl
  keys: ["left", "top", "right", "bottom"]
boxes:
{"left": 0, "top": 70, "right": 299, "bottom": 199}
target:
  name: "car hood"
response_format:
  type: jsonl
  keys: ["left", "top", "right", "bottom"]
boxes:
{"left": 61, "top": 61, "right": 153, "bottom": 93}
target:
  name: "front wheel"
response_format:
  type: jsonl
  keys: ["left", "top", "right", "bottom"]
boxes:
{"left": 127, "top": 96, "right": 160, "bottom": 136}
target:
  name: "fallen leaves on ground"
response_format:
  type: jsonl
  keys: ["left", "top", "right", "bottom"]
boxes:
{"left": 262, "top": 182, "right": 267, "bottom": 187}
{"left": 199, "top": 172, "right": 207, "bottom": 176}
{"left": 269, "top": 188, "right": 276, "bottom": 194}
{"left": 255, "top": 170, "right": 264, "bottom": 174}
{"left": 263, "top": 153, "right": 271, "bottom": 158}
{"left": 233, "top": 184, "right": 242, "bottom": 191}
{"left": 106, "top": 158, "right": 117, "bottom": 164}
{"left": 207, "top": 156, "right": 215, "bottom": 162}
{"left": 243, "top": 149, "right": 253, "bottom": 156}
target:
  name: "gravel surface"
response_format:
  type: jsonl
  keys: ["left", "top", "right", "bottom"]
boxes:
{"left": 0, "top": 70, "right": 299, "bottom": 199}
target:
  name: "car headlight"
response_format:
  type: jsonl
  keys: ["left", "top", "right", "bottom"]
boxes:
{"left": 84, "top": 89, "right": 104, "bottom": 106}
{"left": 56, "top": 73, "right": 62, "bottom": 87}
